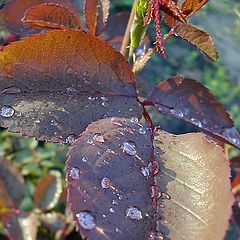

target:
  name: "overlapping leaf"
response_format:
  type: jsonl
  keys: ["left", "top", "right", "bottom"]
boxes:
{"left": 85, "top": 0, "right": 110, "bottom": 36}
{"left": 0, "top": 30, "right": 142, "bottom": 143}
{"left": 34, "top": 171, "right": 62, "bottom": 211}
{"left": 21, "top": 3, "right": 81, "bottom": 30}
{"left": 1, "top": 212, "right": 38, "bottom": 240}
{"left": 0, "top": 0, "right": 81, "bottom": 35}
{"left": 147, "top": 76, "right": 240, "bottom": 148}
{"left": 67, "top": 118, "right": 156, "bottom": 239}
{"left": 154, "top": 130, "right": 233, "bottom": 240}
{"left": 0, "top": 158, "right": 25, "bottom": 207}
{"left": 182, "top": 0, "right": 208, "bottom": 16}
{"left": 174, "top": 22, "right": 218, "bottom": 61}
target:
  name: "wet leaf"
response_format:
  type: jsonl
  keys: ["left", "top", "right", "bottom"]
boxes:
{"left": 33, "top": 171, "right": 62, "bottom": 211}
{"left": 174, "top": 22, "right": 218, "bottom": 61}
{"left": 147, "top": 76, "right": 240, "bottom": 149}
{"left": 0, "top": 0, "right": 81, "bottom": 35}
{"left": 154, "top": 130, "right": 233, "bottom": 240}
{"left": 1, "top": 212, "right": 38, "bottom": 240}
{"left": 0, "top": 30, "right": 141, "bottom": 143}
{"left": 21, "top": 3, "right": 81, "bottom": 30}
{"left": 0, "top": 158, "right": 25, "bottom": 207}
{"left": 181, "top": 0, "right": 208, "bottom": 16}
{"left": 85, "top": 0, "right": 110, "bottom": 36}
{"left": 67, "top": 118, "right": 156, "bottom": 239}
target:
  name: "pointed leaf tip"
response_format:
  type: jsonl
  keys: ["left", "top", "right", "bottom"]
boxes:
{"left": 147, "top": 76, "right": 240, "bottom": 149}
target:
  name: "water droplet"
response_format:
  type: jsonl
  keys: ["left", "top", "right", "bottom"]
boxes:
{"left": 83, "top": 71, "right": 88, "bottom": 76}
{"left": 190, "top": 118, "right": 203, "bottom": 128}
{"left": 82, "top": 156, "right": 88, "bottom": 162}
{"left": 69, "top": 167, "right": 80, "bottom": 180}
{"left": 0, "top": 105, "right": 15, "bottom": 118}
{"left": 115, "top": 227, "right": 120, "bottom": 232}
{"left": 126, "top": 207, "right": 143, "bottom": 220}
{"left": 102, "top": 101, "right": 109, "bottom": 107}
{"left": 33, "top": 119, "right": 40, "bottom": 124}
{"left": 112, "top": 200, "right": 118, "bottom": 205}
{"left": 87, "top": 139, "right": 94, "bottom": 145}
{"left": 159, "top": 204, "right": 165, "bottom": 208}
{"left": 93, "top": 133, "right": 105, "bottom": 143}
{"left": 161, "top": 192, "right": 171, "bottom": 200}
{"left": 109, "top": 208, "right": 114, "bottom": 213}
{"left": 130, "top": 117, "right": 139, "bottom": 123}
{"left": 148, "top": 231, "right": 164, "bottom": 240}
{"left": 139, "top": 127, "right": 146, "bottom": 134}
{"left": 101, "top": 96, "right": 108, "bottom": 101}
{"left": 141, "top": 161, "right": 159, "bottom": 178}
{"left": 66, "top": 67, "right": 74, "bottom": 74}
{"left": 101, "top": 177, "right": 112, "bottom": 189}
{"left": 122, "top": 142, "right": 136, "bottom": 156}
{"left": 65, "top": 134, "right": 76, "bottom": 145}
{"left": 76, "top": 211, "right": 96, "bottom": 230}
{"left": 2, "top": 86, "right": 21, "bottom": 95}
{"left": 110, "top": 117, "right": 123, "bottom": 126}
{"left": 51, "top": 119, "right": 58, "bottom": 126}
{"left": 150, "top": 185, "right": 162, "bottom": 199}
{"left": 87, "top": 96, "right": 95, "bottom": 101}
{"left": 223, "top": 127, "right": 240, "bottom": 145}
{"left": 102, "top": 214, "right": 106, "bottom": 218}
{"left": 170, "top": 109, "right": 184, "bottom": 118}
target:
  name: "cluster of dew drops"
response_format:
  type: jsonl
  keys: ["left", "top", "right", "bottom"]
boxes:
{"left": 68, "top": 117, "right": 171, "bottom": 239}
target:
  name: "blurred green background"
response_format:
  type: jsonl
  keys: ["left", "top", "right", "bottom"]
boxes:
{"left": 0, "top": 0, "right": 240, "bottom": 239}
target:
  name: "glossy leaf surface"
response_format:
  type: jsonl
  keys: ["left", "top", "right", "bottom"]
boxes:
{"left": 147, "top": 76, "right": 240, "bottom": 149}
{"left": 174, "top": 22, "right": 218, "bottom": 61}
{"left": 85, "top": 0, "right": 110, "bottom": 36}
{"left": 0, "top": 0, "right": 81, "bottom": 35}
{"left": 0, "top": 30, "right": 141, "bottom": 143}
{"left": 34, "top": 172, "right": 62, "bottom": 211}
{"left": 22, "top": 3, "right": 81, "bottom": 30}
{"left": 154, "top": 130, "right": 233, "bottom": 240}
{"left": 67, "top": 118, "right": 155, "bottom": 240}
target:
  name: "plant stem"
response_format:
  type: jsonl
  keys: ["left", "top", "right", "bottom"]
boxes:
{"left": 120, "top": 0, "right": 139, "bottom": 58}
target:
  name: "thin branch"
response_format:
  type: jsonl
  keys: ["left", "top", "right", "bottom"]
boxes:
{"left": 120, "top": 0, "right": 139, "bottom": 58}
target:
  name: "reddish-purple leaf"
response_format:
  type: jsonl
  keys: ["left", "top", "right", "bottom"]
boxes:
{"left": 33, "top": 172, "right": 62, "bottom": 211}
{"left": 0, "top": 158, "right": 25, "bottom": 207}
{"left": 0, "top": 30, "right": 142, "bottom": 143}
{"left": 85, "top": 0, "right": 110, "bottom": 36}
{"left": 67, "top": 118, "right": 156, "bottom": 239}
{"left": 21, "top": 3, "right": 82, "bottom": 30}
{"left": 147, "top": 76, "right": 240, "bottom": 149}
{"left": 0, "top": 0, "right": 81, "bottom": 36}
{"left": 174, "top": 22, "right": 218, "bottom": 61}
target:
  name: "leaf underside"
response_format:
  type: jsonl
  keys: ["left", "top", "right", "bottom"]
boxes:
{"left": 0, "top": 0, "right": 81, "bottom": 35}
{"left": 67, "top": 118, "right": 156, "bottom": 240}
{"left": 147, "top": 76, "right": 240, "bottom": 149}
{"left": 154, "top": 130, "right": 233, "bottom": 240}
{"left": 0, "top": 30, "right": 142, "bottom": 143}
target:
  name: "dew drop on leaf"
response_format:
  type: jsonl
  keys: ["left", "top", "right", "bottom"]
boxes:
{"left": 141, "top": 161, "right": 160, "bottom": 178}
{"left": 1, "top": 86, "right": 22, "bottom": 94}
{"left": 122, "top": 142, "right": 137, "bottom": 156}
{"left": 170, "top": 108, "right": 184, "bottom": 118}
{"left": 126, "top": 207, "right": 143, "bottom": 220}
{"left": 147, "top": 231, "right": 164, "bottom": 240}
{"left": 76, "top": 211, "right": 96, "bottom": 230}
{"left": 130, "top": 117, "right": 139, "bottom": 123}
{"left": 93, "top": 133, "right": 105, "bottom": 143}
{"left": 150, "top": 185, "right": 162, "bottom": 199}
{"left": 139, "top": 127, "right": 147, "bottom": 134}
{"left": 82, "top": 156, "right": 88, "bottom": 162}
{"left": 65, "top": 134, "right": 76, "bottom": 145}
{"left": 101, "top": 177, "right": 112, "bottom": 189}
{"left": 223, "top": 127, "right": 240, "bottom": 145}
{"left": 0, "top": 105, "right": 15, "bottom": 118}
{"left": 109, "top": 207, "right": 115, "bottom": 213}
{"left": 161, "top": 192, "right": 171, "bottom": 200}
{"left": 69, "top": 167, "right": 81, "bottom": 180}
{"left": 110, "top": 117, "right": 123, "bottom": 126}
